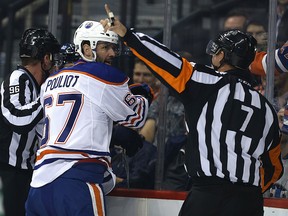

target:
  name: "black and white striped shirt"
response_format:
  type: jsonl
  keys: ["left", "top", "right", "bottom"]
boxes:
{"left": 0, "top": 66, "right": 43, "bottom": 170}
{"left": 123, "top": 30, "right": 283, "bottom": 192}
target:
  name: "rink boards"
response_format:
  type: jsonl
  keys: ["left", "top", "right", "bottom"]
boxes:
{"left": 106, "top": 188, "right": 288, "bottom": 216}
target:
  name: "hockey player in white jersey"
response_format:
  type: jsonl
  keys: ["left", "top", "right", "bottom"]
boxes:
{"left": 25, "top": 21, "right": 151, "bottom": 216}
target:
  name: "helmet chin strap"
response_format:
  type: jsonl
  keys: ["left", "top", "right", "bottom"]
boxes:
{"left": 213, "top": 59, "right": 225, "bottom": 71}
{"left": 213, "top": 51, "right": 228, "bottom": 71}
{"left": 212, "top": 63, "right": 218, "bottom": 71}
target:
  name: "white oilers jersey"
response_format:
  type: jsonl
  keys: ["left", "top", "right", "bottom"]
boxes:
{"left": 31, "top": 60, "right": 148, "bottom": 188}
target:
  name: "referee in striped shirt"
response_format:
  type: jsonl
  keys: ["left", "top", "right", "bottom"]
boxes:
{"left": 101, "top": 5, "right": 283, "bottom": 216}
{"left": 0, "top": 29, "right": 60, "bottom": 216}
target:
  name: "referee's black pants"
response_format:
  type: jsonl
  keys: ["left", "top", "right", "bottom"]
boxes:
{"left": 0, "top": 162, "right": 33, "bottom": 216}
{"left": 179, "top": 176, "right": 263, "bottom": 216}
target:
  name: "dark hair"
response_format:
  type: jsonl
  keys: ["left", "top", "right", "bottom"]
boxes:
{"left": 176, "top": 51, "right": 193, "bottom": 61}
{"left": 224, "top": 9, "right": 249, "bottom": 22}
{"left": 134, "top": 57, "right": 146, "bottom": 65}
{"left": 244, "top": 19, "right": 267, "bottom": 32}
{"left": 223, "top": 9, "right": 250, "bottom": 31}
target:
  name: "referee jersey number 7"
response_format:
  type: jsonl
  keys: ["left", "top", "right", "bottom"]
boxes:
{"left": 123, "top": 29, "right": 283, "bottom": 192}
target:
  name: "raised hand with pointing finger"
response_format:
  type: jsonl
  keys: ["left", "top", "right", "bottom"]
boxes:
{"left": 100, "top": 4, "right": 127, "bottom": 37}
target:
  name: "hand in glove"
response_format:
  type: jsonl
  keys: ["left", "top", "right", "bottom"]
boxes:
{"left": 129, "top": 83, "right": 154, "bottom": 106}
{"left": 110, "top": 125, "right": 144, "bottom": 157}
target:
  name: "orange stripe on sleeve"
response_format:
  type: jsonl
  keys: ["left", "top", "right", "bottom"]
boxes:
{"left": 250, "top": 51, "right": 280, "bottom": 76}
{"left": 250, "top": 52, "right": 266, "bottom": 76}
{"left": 260, "top": 144, "right": 283, "bottom": 193}
{"left": 130, "top": 47, "right": 193, "bottom": 93}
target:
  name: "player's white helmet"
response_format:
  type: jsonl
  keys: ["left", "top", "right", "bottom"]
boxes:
{"left": 73, "top": 21, "right": 119, "bottom": 62}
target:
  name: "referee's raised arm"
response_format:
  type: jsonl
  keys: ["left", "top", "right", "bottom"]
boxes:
{"left": 101, "top": 4, "right": 283, "bottom": 216}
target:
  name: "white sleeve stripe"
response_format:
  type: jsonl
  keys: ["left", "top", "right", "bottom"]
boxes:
{"left": 137, "top": 33, "right": 182, "bottom": 69}
{"left": 1, "top": 104, "right": 42, "bottom": 126}
{"left": 275, "top": 50, "right": 288, "bottom": 72}
{"left": 262, "top": 54, "right": 267, "bottom": 74}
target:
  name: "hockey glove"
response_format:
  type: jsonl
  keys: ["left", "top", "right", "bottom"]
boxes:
{"left": 129, "top": 83, "right": 154, "bottom": 106}
{"left": 110, "top": 125, "right": 144, "bottom": 157}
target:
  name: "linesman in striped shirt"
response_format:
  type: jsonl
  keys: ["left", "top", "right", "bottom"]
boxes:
{"left": 0, "top": 29, "right": 60, "bottom": 216}
{"left": 102, "top": 4, "right": 283, "bottom": 216}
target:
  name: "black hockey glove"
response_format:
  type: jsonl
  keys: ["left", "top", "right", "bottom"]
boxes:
{"left": 110, "top": 125, "right": 144, "bottom": 157}
{"left": 129, "top": 83, "right": 154, "bottom": 106}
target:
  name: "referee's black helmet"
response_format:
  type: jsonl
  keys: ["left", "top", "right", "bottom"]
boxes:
{"left": 19, "top": 28, "right": 60, "bottom": 61}
{"left": 206, "top": 30, "right": 257, "bottom": 69}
